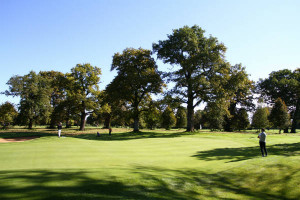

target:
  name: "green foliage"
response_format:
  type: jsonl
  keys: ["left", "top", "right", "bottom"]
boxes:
{"left": 251, "top": 107, "right": 270, "bottom": 130}
{"left": 194, "top": 110, "right": 203, "bottom": 129}
{"left": 5, "top": 71, "right": 52, "bottom": 128}
{"left": 143, "top": 102, "right": 161, "bottom": 129}
{"left": 203, "top": 99, "right": 229, "bottom": 130}
{"left": 40, "top": 71, "right": 67, "bottom": 128}
{"left": 269, "top": 98, "right": 290, "bottom": 133}
{"left": 223, "top": 64, "right": 254, "bottom": 131}
{"left": 175, "top": 106, "right": 187, "bottom": 128}
{"left": 161, "top": 106, "right": 176, "bottom": 130}
{"left": 67, "top": 63, "right": 102, "bottom": 130}
{"left": 226, "top": 64, "right": 255, "bottom": 106}
{"left": 106, "top": 48, "right": 164, "bottom": 132}
{"left": 153, "top": 25, "right": 229, "bottom": 131}
{"left": 232, "top": 108, "right": 250, "bottom": 131}
{"left": 258, "top": 68, "right": 300, "bottom": 132}
{"left": 0, "top": 101, "right": 18, "bottom": 127}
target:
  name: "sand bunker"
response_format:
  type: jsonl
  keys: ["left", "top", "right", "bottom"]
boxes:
{"left": 0, "top": 136, "right": 40, "bottom": 143}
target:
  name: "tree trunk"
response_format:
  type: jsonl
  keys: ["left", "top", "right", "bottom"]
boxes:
{"left": 104, "top": 114, "right": 111, "bottom": 129}
{"left": 49, "top": 117, "right": 56, "bottom": 129}
{"left": 79, "top": 111, "right": 87, "bottom": 131}
{"left": 65, "top": 118, "right": 71, "bottom": 128}
{"left": 186, "top": 75, "right": 195, "bottom": 132}
{"left": 186, "top": 98, "right": 194, "bottom": 132}
{"left": 65, "top": 108, "right": 72, "bottom": 128}
{"left": 28, "top": 119, "right": 33, "bottom": 129}
{"left": 223, "top": 116, "right": 231, "bottom": 132}
{"left": 132, "top": 104, "right": 140, "bottom": 132}
{"left": 79, "top": 101, "right": 87, "bottom": 131}
{"left": 133, "top": 117, "right": 139, "bottom": 132}
{"left": 291, "top": 100, "right": 299, "bottom": 133}
{"left": 224, "top": 103, "right": 236, "bottom": 132}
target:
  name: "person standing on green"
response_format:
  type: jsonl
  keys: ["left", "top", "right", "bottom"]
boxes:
{"left": 58, "top": 122, "right": 62, "bottom": 138}
{"left": 258, "top": 128, "right": 268, "bottom": 157}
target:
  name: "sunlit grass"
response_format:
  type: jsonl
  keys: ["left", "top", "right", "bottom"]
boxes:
{"left": 0, "top": 127, "right": 300, "bottom": 199}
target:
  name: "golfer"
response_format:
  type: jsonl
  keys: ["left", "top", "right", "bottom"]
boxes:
{"left": 258, "top": 128, "right": 268, "bottom": 157}
{"left": 58, "top": 122, "right": 62, "bottom": 138}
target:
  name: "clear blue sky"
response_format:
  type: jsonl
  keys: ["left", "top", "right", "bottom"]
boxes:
{"left": 1, "top": 0, "right": 299, "bottom": 105}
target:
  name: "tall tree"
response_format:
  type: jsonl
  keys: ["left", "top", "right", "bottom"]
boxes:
{"left": 106, "top": 48, "right": 164, "bottom": 132}
{"left": 5, "top": 71, "right": 52, "bottom": 128}
{"left": 161, "top": 106, "right": 176, "bottom": 130}
{"left": 175, "top": 106, "right": 187, "bottom": 128}
{"left": 223, "top": 64, "right": 255, "bottom": 131}
{"left": 269, "top": 98, "right": 290, "bottom": 133}
{"left": 194, "top": 110, "right": 203, "bottom": 130}
{"left": 258, "top": 68, "right": 300, "bottom": 133}
{"left": 203, "top": 99, "right": 229, "bottom": 131}
{"left": 98, "top": 90, "right": 129, "bottom": 129}
{"left": 143, "top": 101, "right": 161, "bottom": 130}
{"left": 233, "top": 108, "right": 250, "bottom": 131}
{"left": 251, "top": 107, "right": 270, "bottom": 131}
{"left": 40, "top": 71, "right": 66, "bottom": 128}
{"left": 153, "top": 25, "right": 228, "bottom": 132}
{"left": 68, "top": 63, "right": 102, "bottom": 131}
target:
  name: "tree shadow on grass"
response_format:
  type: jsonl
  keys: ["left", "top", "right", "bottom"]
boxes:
{"left": 1, "top": 164, "right": 299, "bottom": 200}
{"left": 134, "top": 165, "right": 300, "bottom": 200}
{"left": 69, "top": 131, "right": 194, "bottom": 141}
{"left": 0, "top": 129, "right": 194, "bottom": 142}
{"left": 192, "top": 142, "right": 300, "bottom": 162}
{"left": 0, "top": 169, "right": 199, "bottom": 200}
{"left": 0, "top": 131, "right": 54, "bottom": 139}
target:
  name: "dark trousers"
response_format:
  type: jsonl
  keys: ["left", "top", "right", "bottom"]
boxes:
{"left": 259, "top": 141, "right": 268, "bottom": 156}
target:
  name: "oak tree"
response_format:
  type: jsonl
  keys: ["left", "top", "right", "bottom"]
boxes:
{"left": 106, "top": 48, "right": 164, "bottom": 132}
{"left": 67, "top": 63, "right": 102, "bottom": 130}
{"left": 153, "top": 25, "right": 228, "bottom": 132}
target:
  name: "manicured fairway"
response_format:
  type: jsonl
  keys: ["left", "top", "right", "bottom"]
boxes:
{"left": 1, "top": 129, "right": 300, "bottom": 199}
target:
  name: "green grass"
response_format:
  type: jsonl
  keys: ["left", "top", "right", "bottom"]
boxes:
{"left": 1, "top": 128, "right": 300, "bottom": 199}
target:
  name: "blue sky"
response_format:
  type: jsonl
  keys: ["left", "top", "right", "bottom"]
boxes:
{"left": 1, "top": 0, "right": 299, "bottom": 105}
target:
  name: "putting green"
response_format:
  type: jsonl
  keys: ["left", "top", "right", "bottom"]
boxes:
{"left": 0, "top": 131, "right": 300, "bottom": 199}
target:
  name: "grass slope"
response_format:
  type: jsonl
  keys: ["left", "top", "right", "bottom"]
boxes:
{"left": 0, "top": 129, "right": 300, "bottom": 199}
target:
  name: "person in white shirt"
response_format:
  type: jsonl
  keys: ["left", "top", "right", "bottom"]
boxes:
{"left": 57, "top": 122, "right": 62, "bottom": 138}
{"left": 258, "top": 128, "right": 268, "bottom": 157}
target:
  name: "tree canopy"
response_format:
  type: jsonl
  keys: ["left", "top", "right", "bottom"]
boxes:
{"left": 251, "top": 107, "right": 270, "bottom": 131}
{"left": 258, "top": 68, "right": 299, "bottom": 133}
{"left": 106, "top": 48, "right": 164, "bottom": 132}
{"left": 0, "top": 101, "right": 18, "bottom": 127}
{"left": 153, "top": 25, "right": 229, "bottom": 132}
{"left": 5, "top": 71, "right": 52, "bottom": 128}
{"left": 68, "top": 63, "right": 102, "bottom": 131}
{"left": 269, "top": 98, "right": 290, "bottom": 133}
{"left": 223, "top": 64, "right": 254, "bottom": 131}
{"left": 1, "top": 25, "right": 297, "bottom": 133}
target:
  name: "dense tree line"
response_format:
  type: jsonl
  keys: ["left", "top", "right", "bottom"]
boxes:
{"left": 1, "top": 25, "right": 299, "bottom": 132}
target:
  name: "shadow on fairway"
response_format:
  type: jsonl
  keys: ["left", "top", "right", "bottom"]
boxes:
{"left": 192, "top": 142, "right": 300, "bottom": 162}
{"left": 1, "top": 164, "right": 299, "bottom": 200}
{"left": 0, "top": 169, "right": 197, "bottom": 200}
{"left": 0, "top": 131, "right": 54, "bottom": 139}
{"left": 70, "top": 131, "right": 194, "bottom": 141}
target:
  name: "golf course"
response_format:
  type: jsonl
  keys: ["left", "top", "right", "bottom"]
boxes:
{"left": 1, "top": 128, "right": 300, "bottom": 200}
